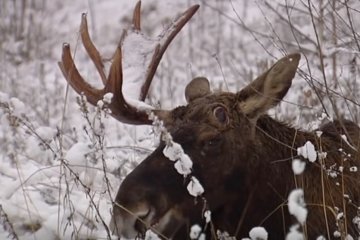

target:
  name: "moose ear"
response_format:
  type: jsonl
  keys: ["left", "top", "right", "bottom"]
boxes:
{"left": 185, "top": 77, "right": 211, "bottom": 103}
{"left": 237, "top": 53, "right": 300, "bottom": 119}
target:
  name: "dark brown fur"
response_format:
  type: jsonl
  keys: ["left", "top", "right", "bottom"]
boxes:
{"left": 110, "top": 55, "right": 360, "bottom": 239}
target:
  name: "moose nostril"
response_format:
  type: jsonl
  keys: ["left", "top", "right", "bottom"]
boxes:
{"left": 134, "top": 209, "right": 151, "bottom": 237}
{"left": 134, "top": 218, "right": 147, "bottom": 236}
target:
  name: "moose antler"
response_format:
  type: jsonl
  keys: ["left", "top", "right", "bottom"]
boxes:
{"left": 58, "top": 1, "right": 199, "bottom": 125}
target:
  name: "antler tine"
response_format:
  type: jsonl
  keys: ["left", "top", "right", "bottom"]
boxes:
{"left": 59, "top": 43, "right": 104, "bottom": 106}
{"left": 132, "top": 1, "right": 141, "bottom": 31}
{"left": 140, "top": 4, "right": 200, "bottom": 101}
{"left": 59, "top": 42, "right": 152, "bottom": 125}
{"left": 80, "top": 13, "right": 107, "bottom": 85}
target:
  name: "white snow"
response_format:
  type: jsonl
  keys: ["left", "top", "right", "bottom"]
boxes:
{"left": 288, "top": 189, "right": 307, "bottom": 224}
{"left": 0, "top": 91, "right": 9, "bottom": 102}
{"left": 126, "top": 97, "right": 154, "bottom": 111}
{"left": 190, "top": 224, "right": 202, "bottom": 239}
{"left": 97, "top": 99, "right": 104, "bottom": 108}
{"left": 198, "top": 233, "right": 206, "bottom": 240}
{"left": 187, "top": 176, "right": 204, "bottom": 197}
{"left": 353, "top": 216, "right": 360, "bottom": 230}
{"left": 25, "top": 126, "right": 57, "bottom": 164}
{"left": 65, "top": 142, "right": 93, "bottom": 176}
{"left": 161, "top": 128, "right": 193, "bottom": 176}
{"left": 333, "top": 231, "right": 341, "bottom": 237}
{"left": 292, "top": 159, "right": 306, "bottom": 175}
{"left": 204, "top": 210, "right": 211, "bottom": 223}
{"left": 345, "top": 234, "right": 354, "bottom": 240}
{"left": 9, "top": 97, "right": 26, "bottom": 117}
{"left": 249, "top": 226, "right": 268, "bottom": 240}
{"left": 145, "top": 230, "right": 161, "bottom": 240}
{"left": 317, "top": 151, "right": 327, "bottom": 161}
{"left": 121, "top": 29, "right": 158, "bottom": 104}
{"left": 286, "top": 225, "right": 304, "bottom": 240}
{"left": 297, "top": 141, "right": 317, "bottom": 162}
{"left": 103, "top": 92, "right": 113, "bottom": 104}
{"left": 174, "top": 154, "right": 193, "bottom": 175}
{"left": 163, "top": 142, "right": 184, "bottom": 161}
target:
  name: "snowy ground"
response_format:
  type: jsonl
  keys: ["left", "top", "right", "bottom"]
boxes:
{"left": 1, "top": 0, "right": 359, "bottom": 239}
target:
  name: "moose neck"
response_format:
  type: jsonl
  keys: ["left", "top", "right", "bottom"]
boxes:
{"left": 256, "top": 115, "right": 316, "bottom": 160}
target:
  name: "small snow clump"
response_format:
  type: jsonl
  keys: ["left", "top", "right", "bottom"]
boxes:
{"left": 288, "top": 189, "right": 307, "bottom": 224}
{"left": 187, "top": 176, "right": 204, "bottom": 197}
{"left": 190, "top": 224, "right": 202, "bottom": 239}
{"left": 65, "top": 142, "right": 92, "bottom": 168}
{"left": 103, "top": 92, "right": 113, "bottom": 104}
{"left": 297, "top": 141, "right": 317, "bottom": 162}
{"left": 9, "top": 97, "right": 26, "bottom": 117}
{"left": 204, "top": 210, "right": 211, "bottom": 223}
{"left": 174, "top": 154, "right": 193, "bottom": 175}
{"left": 97, "top": 100, "right": 104, "bottom": 108}
{"left": 145, "top": 230, "right": 161, "bottom": 240}
{"left": 249, "top": 226, "right": 268, "bottom": 240}
{"left": 292, "top": 159, "right": 306, "bottom": 175}
{"left": 163, "top": 142, "right": 184, "bottom": 161}
{"left": 286, "top": 225, "right": 304, "bottom": 240}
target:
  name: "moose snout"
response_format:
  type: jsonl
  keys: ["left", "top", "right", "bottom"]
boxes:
{"left": 109, "top": 201, "right": 153, "bottom": 238}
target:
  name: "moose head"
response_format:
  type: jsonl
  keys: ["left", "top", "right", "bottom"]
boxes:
{"left": 59, "top": 1, "right": 360, "bottom": 239}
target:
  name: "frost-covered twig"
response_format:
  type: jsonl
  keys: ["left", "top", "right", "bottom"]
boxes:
{"left": 0, "top": 204, "right": 19, "bottom": 240}
{"left": 58, "top": 156, "right": 112, "bottom": 238}
{"left": 148, "top": 112, "right": 204, "bottom": 196}
{"left": 58, "top": 95, "right": 116, "bottom": 238}
{"left": 148, "top": 112, "right": 212, "bottom": 236}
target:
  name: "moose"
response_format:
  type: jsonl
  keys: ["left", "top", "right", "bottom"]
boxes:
{"left": 59, "top": 1, "right": 360, "bottom": 239}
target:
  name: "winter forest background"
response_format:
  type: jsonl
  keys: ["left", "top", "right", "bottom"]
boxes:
{"left": 0, "top": 0, "right": 360, "bottom": 239}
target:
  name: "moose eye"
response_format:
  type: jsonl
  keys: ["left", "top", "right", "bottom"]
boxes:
{"left": 213, "top": 106, "right": 228, "bottom": 124}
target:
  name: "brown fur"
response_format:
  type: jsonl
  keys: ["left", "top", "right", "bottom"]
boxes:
{"left": 110, "top": 55, "right": 360, "bottom": 239}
